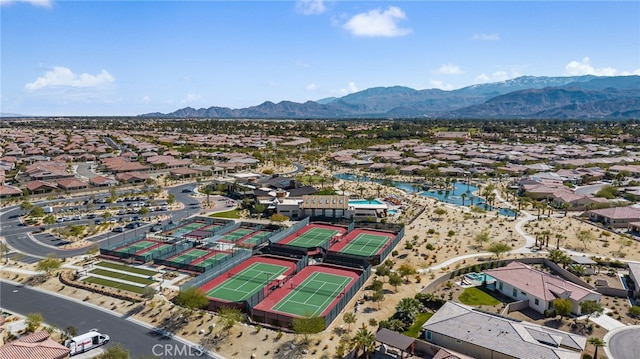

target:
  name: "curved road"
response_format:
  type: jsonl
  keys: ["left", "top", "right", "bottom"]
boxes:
{"left": 604, "top": 325, "right": 640, "bottom": 359}
{"left": 0, "top": 280, "right": 212, "bottom": 358}
{"left": 0, "top": 183, "right": 202, "bottom": 261}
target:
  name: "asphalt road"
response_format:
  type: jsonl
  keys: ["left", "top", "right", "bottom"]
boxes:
{"left": 0, "top": 183, "right": 202, "bottom": 260}
{"left": 606, "top": 326, "right": 640, "bottom": 359}
{"left": 0, "top": 281, "right": 210, "bottom": 358}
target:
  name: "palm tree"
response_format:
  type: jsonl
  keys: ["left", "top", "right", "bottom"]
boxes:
{"left": 351, "top": 324, "right": 376, "bottom": 358}
{"left": 587, "top": 337, "right": 606, "bottom": 359}
{"left": 460, "top": 193, "right": 466, "bottom": 206}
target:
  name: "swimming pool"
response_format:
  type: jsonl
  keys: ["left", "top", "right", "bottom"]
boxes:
{"left": 388, "top": 209, "right": 399, "bottom": 215}
{"left": 465, "top": 272, "right": 496, "bottom": 283}
{"left": 349, "top": 199, "right": 384, "bottom": 205}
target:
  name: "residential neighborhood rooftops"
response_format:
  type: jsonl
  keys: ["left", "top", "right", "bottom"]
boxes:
{"left": 484, "top": 261, "right": 598, "bottom": 302}
{"left": 422, "top": 302, "right": 586, "bottom": 359}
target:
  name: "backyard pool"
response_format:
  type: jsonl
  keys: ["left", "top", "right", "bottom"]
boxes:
{"left": 465, "top": 272, "right": 496, "bottom": 284}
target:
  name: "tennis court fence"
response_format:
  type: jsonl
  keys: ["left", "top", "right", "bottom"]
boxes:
{"left": 179, "top": 248, "right": 252, "bottom": 291}
{"left": 268, "top": 217, "right": 309, "bottom": 244}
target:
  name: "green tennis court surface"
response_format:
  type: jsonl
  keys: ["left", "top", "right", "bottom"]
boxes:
{"left": 205, "top": 262, "right": 289, "bottom": 302}
{"left": 168, "top": 222, "right": 207, "bottom": 236}
{"left": 242, "top": 231, "right": 270, "bottom": 245}
{"left": 139, "top": 243, "right": 171, "bottom": 256}
{"left": 196, "top": 252, "right": 229, "bottom": 267}
{"left": 220, "top": 228, "right": 253, "bottom": 242}
{"left": 339, "top": 233, "right": 389, "bottom": 257}
{"left": 271, "top": 272, "right": 352, "bottom": 317}
{"left": 286, "top": 227, "right": 339, "bottom": 248}
{"left": 116, "top": 240, "right": 157, "bottom": 253}
{"left": 171, "top": 249, "right": 210, "bottom": 263}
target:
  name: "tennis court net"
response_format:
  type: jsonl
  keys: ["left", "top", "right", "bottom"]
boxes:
{"left": 226, "top": 271, "right": 277, "bottom": 283}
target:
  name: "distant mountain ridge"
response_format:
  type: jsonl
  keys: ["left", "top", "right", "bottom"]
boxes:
{"left": 141, "top": 75, "right": 640, "bottom": 119}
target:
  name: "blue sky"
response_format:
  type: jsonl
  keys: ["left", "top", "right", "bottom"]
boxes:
{"left": 1, "top": 0, "right": 639, "bottom": 116}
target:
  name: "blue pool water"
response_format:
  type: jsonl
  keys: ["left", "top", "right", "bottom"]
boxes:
{"left": 349, "top": 199, "right": 384, "bottom": 205}
{"left": 388, "top": 209, "right": 399, "bottom": 215}
{"left": 465, "top": 272, "right": 496, "bottom": 283}
{"left": 334, "top": 173, "right": 516, "bottom": 217}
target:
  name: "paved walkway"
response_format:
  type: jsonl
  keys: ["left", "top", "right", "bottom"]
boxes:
{"left": 577, "top": 308, "right": 627, "bottom": 331}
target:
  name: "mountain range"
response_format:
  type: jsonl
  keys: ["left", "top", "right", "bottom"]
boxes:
{"left": 141, "top": 75, "right": 640, "bottom": 120}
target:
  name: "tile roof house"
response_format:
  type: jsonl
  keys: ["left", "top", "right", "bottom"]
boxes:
{"left": 422, "top": 301, "right": 586, "bottom": 359}
{"left": 0, "top": 330, "right": 70, "bottom": 359}
{"left": 588, "top": 206, "right": 640, "bottom": 228}
{"left": 89, "top": 176, "right": 118, "bottom": 187}
{"left": 484, "top": 261, "right": 601, "bottom": 315}
{"left": 24, "top": 180, "right": 59, "bottom": 195}
{"left": 0, "top": 185, "right": 23, "bottom": 198}
{"left": 56, "top": 178, "right": 89, "bottom": 191}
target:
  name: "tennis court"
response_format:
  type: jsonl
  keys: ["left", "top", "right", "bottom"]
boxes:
{"left": 163, "top": 221, "right": 208, "bottom": 237}
{"left": 282, "top": 227, "right": 340, "bottom": 249}
{"left": 271, "top": 272, "right": 352, "bottom": 317}
{"left": 219, "top": 228, "right": 254, "bottom": 242}
{"left": 193, "top": 252, "right": 229, "bottom": 267}
{"left": 204, "top": 262, "right": 290, "bottom": 302}
{"left": 169, "top": 248, "right": 210, "bottom": 264}
{"left": 241, "top": 231, "right": 271, "bottom": 245}
{"left": 114, "top": 239, "right": 157, "bottom": 254}
{"left": 337, "top": 232, "right": 392, "bottom": 257}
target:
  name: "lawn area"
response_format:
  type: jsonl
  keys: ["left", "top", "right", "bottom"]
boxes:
{"left": 83, "top": 277, "right": 146, "bottom": 294}
{"left": 458, "top": 287, "right": 501, "bottom": 306}
{"left": 210, "top": 209, "right": 241, "bottom": 218}
{"left": 403, "top": 312, "right": 433, "bottom": 338}
{"left": 89, "top": 268, "right": 156, "bottom": 285}
{"left": 95, "top": 261, "right": 157, "bottom": 276}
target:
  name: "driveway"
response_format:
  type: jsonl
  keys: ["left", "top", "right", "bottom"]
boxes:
{"left": 587, "top": 309, "right": 627, "bottom": 331}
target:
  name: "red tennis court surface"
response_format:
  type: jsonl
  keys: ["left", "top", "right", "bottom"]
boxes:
{"left": 252, "top": 264, "right": 361, "bottom": 328}
{"left": 198, "top": 255, "right": 299, "bottom": 311}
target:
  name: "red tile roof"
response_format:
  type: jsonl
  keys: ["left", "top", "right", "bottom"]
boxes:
{"left": 485, "top": 261, "right": 598, "bottom": 302}
{"left": 0, "top": 331, "right": 70, "bottom": 359}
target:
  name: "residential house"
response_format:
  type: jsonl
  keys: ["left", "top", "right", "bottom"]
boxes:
{"left": 24, "top": 180, "right": 58, "bottom": 195}
{"left": 484, "top": 261, "right": 601, "bottom": 315}
{"left": 627, "top": 262, "right": 640, "bottom": 291}
{"left": 56, "top": 178, "right": 89, "bottom": 192}
{"left": 0, "top": 330, "right": 70, "bottom": 359}
{"left": 116, "top": 172, "right": 149, "bottom": 184}
{"left": 0, "top": 185, "right": 22, "bottom": 199}
{"left": 422, "top": 301, "right": 586, "bottom": 359}
{"left": 588, "top": 206, "right": 640, "bottom": 228}
{"left": 89, "top": 176, "right": 118, "bottom": 187}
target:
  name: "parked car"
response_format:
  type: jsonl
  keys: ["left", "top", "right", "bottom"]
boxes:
{"left": 112, "top": 226, "right": 124, "bottom": 233}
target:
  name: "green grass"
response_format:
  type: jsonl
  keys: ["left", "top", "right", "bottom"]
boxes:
{"left": 458, "top": 287, "right": 501, "bottom": 306}
{"left": 89, "top": 268, "right": 156, "bottom": 285}
{"left": 83, "top": 277, "right": 146, "bottom": 294}
{"left": 210, "top": 209, "right": 241, "bottom": 218}
{"left": 403, "top": 312, "right": 433, "bottom": 338}
{"left": 95, "top": 261, "right": 158, "bottom": 276}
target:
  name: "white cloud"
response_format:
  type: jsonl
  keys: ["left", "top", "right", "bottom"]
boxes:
{"left": 141, "top": 95, "right": 151, "bottom": 104}
{"left": 181, "top": 93, "right": 201, "bottom": 104}
{"left": 564, "top": 57, "right": 625, "bottom": 76}
{"left": 343, "top": 6, "right": 412, "bottom": 38}
{"left": 295, "top": 0, "right": 325, "bottom": 15}
{"left": 472, "top": 33, "right": 500, "bottom": 41}
{"left": 296, "top": 60, "right": 310, "bottom": 68}
{"left": 474, "top": 71, "right": 513, "bottom": 84}
{"left": 25, "top": 66, "right": 114, "bottom": 90}
{"left": 0, "top": 0, "right": 52, "bottom": 7}
{"left": 339, "top": 82, "right": 358, "bottom": 95}
{"left": 429, "top": 79, "right": 454, "bottom": 91}
{"left": 306, "top": 83, "right": 317, "bottom": 91}
{"left": 437, "top": 63, "right": 463, "bottom": 75}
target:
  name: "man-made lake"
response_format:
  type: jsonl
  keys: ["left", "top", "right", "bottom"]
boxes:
{"left": 334, "top": 173, "right": 516, "bottom": 217}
